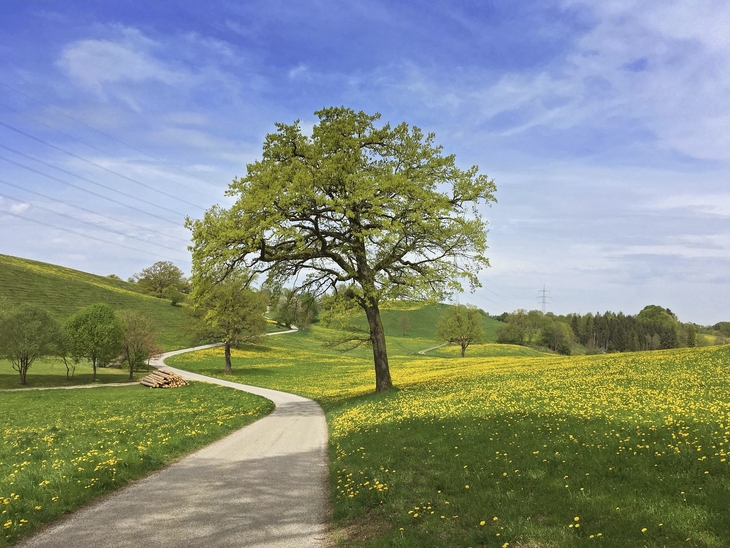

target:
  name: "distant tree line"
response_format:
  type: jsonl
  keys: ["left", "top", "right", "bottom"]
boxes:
{"left": 495, "top": 304, "right": 725, "bottom": 355}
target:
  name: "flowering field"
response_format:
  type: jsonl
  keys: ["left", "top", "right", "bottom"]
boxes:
{"left": 170, "top": 331, "right": 730, "bottom": 547}
{"left": 0, "top": 383, "right": 273, "bottom": 547}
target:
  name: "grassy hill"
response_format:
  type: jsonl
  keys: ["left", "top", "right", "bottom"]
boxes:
{"left": 0, "top": 254, "right": 192, "bottom": 350}
{"left": 343, "top": 301, "right": 503, "bottom": 354}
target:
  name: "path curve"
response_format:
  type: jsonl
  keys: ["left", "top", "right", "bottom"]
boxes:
{"left": 19, "top": 343, "right": 332, "bottom": 548}
{"left": 418, "top": 342, "right": 449, "bottom": 355}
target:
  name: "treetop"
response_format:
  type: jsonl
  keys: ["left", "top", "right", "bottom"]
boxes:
{"left": 188, "top": 107, "right": 496, "bottom": 307}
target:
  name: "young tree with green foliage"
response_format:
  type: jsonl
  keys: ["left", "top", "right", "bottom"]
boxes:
{"left": 539, "top": 317, "right": 573, "bottom": 355}
{"left": 398, "top": 313, "right": 411, "bottom": 336}
{"left": 131, "top": 261, "right": 187, "bottom": 300}
{"left": 189, "top": 273, "right": 268, "bottom": 375}
{"left": 64, "top": 303, "right": 123, "bottom": 382}
{"left": 436, "top": 305, "right": 484, "bottom": 357}
{"left": 117, "top": 310, "right": 159, "bottom": 380}
{"left": 187, "top": 107, "right": 496, "bottom": 392}
{"left": 495, "top": 309, "right": 542, "bottom": 346}
{"left": 686, "top": 324, "right": 697, "bottom": 348}
{"left": 0, "top": 303, "right": 61, "bottom": 385}
{"left": 271, "top": 288, "right": 318, "bottom": 330}
{"left": 55, "top": 330, "right": 76, "bottom": 379}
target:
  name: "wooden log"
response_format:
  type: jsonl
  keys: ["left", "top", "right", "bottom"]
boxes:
{"left": 139, "top": 369, "right": 188, "bottom": 388}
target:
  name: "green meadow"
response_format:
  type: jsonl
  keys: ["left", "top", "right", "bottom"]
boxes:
{"left": 2, "top": 255, "right": 729, "bottom": 546}
{"left": 169, "top": 326, "right": 730, "bottom": 548}
{"left": 0, "top": 358, "right": 147, "bottom": 391}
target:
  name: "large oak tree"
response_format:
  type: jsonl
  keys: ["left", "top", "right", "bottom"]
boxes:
{"left": 187, "top": 107, "right": 496, "bottom": 392}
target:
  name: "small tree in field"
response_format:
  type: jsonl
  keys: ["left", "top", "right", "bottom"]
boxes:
{"left": 436, "top": 305, "right": 484, "bottom": 357}
{"left": 398, "top": 313, "right": 411, "bottom": 336}
{"left": 187, "top": 107, "right": 496, "bottom": 392}
{"left": 189, "top": 273, "right": 268, "bottom": 374}
{"left": 0, "top": 303, "right": 61, "bottom": 385}
{"left": 117, "top": 310, "right": 159, "bottom": 380}
{"left": 64, "top": 303, "right": 123, "bottom": 382}
{"left": 132, "top": 261, "right": 187, "bottom": 299}
{"left": 271, "top": 289, "right": 318, "bottom": 330}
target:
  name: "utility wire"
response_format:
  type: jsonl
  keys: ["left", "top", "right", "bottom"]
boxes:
{"left": 484, "top": 280, "right": 525, "bottom": 304}
{"left": 476, "top": 285, "right": 518, "bottom": 305}
{"left": 0, "top": 191, "right": 186, "bottom": 254}
{"left": 0, "top": 152, "right": 183, "bottom": 225}
{"left": 0, "top": 208, "right": 183, "bottom": 262}
{"left": 483, "top": 278, "right": 524, "bottom": 301}
{"left": 0, "top": 81, "right": 222, "bottom": 189}
{"left": 0, "top": 101, "right": 220, "bottom": 198}
{"left": 0, "top": 178, "right": 189, "bottom": 244}
{"left": 0, "top": 120, "right": 204, "bottom": 210}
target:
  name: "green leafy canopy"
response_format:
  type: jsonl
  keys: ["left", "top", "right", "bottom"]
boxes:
{"left": 187, "top": 107, "right": 496, "bottom": 306}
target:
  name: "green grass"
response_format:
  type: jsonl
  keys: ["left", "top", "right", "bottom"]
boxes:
{"left": 168, "top": 327, "right": 730, "bottom": 547}
{"left": 0, "top": 254, "right": 193, "bottom": 351}
{"left": 0, "top": 358, "right": 149, "bottom": 390}
{"left": 428, "top": 342, "right": 547, "bottom": 359}
{"left": 353, "top": 302, "right": 503, "bottom": 344}
{"left": 0, "top": 382, "right": 273, "bottom": 547}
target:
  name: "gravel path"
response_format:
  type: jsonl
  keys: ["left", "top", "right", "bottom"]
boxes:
{"left": 18, "top": 344, "right": 332, "bottom": 548}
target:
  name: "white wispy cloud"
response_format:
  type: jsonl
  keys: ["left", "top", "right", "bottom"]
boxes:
{"left": 57, "top": 28, "right": 187, "bottom": 93}
{"left": 651, "top": 193, "right": 730, "bottom": 217}
{"left": 9, "top": 202, "right": 29, "bottom": 214}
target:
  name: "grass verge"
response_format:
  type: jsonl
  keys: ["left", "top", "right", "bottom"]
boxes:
{"left": 0, "top": 382, "right": 273, "bottom": 547}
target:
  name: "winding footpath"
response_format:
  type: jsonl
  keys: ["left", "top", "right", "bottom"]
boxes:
{"left": 18, "top": 340, "right": 332, "bottom": 548}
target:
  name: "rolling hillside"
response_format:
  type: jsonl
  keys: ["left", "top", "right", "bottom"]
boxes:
{"left": 0, "top": 253, "right": 505, "bottom": 353}
{"left": 346, "top": 301, "right": 503, "bottom": 352}
{"left": 0, "top": 254, "right": 192, "bottom": 350}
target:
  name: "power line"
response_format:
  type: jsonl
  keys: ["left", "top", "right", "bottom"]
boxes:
{"left": 0, "top": 81, "right": 222, "bottom": 190}
{"left": 0, "top": 120, "right": 205, "bottom": 211}
{"left": 0, "top": 152, "right": 183, "bottom": 225}
{"left": 476, "top": 285, "right": 521, "bottom": 307}
{"left": 483, "top": 278, "right": 524, "bottom": 301}
{"left": 0, "top": 207, "right": 184, "bottom": 262}
{"left": 0, "top": 178, "right": 189, "bottom": 244}
{"left": 0, "top": 191, "right": 186, "bottom": 254}
{"left": 1, "top": 102, "right": 219, "bottom": 199}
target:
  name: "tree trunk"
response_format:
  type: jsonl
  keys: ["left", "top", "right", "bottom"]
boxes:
{"left": 364, "top": 300, "right": 392, "bottom": 392}
{"left": 126, "top": 350, "right": 134, "bottom": 380}
{"left": 92, "top": 357, "right": 97, "bottom": 382}
{"left": 224, "top": 341, "right": 232, "bottom": 375}
{"left": 461, "top": 343, "right": 466, "bottom": 357}
{"left": 19, "top": 358, "right": 28, "bottom": 385}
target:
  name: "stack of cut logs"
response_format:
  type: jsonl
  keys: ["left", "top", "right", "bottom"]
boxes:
{"left": 139, "top": 369, "right": 189, "bottom": 388}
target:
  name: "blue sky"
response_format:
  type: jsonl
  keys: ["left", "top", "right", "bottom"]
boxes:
{"left": 0, "top": 1, "right": 728, "bottom": 324}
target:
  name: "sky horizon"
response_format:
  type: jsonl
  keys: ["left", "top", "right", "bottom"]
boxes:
{"left": 1, "top": 1, "right": 728, "bottom": 325}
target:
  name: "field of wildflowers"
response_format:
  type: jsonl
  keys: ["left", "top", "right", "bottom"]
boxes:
{"left": 170, "top": 328, "right": 730, "bottom": 547}
{"left": 0, "top": 383, "right": 273, "bottom": 546}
